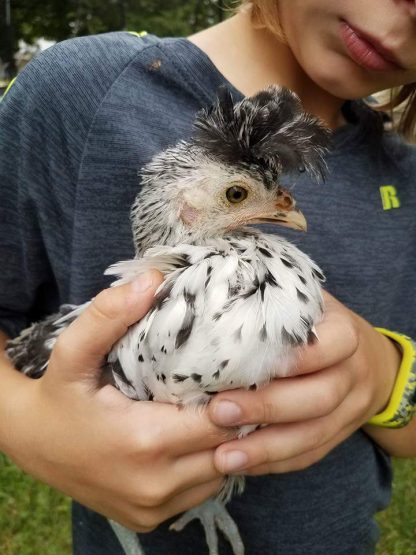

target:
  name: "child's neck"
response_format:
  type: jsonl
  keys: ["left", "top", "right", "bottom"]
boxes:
{"left": 188, "top": 11, "right": 346, "bottom": 130}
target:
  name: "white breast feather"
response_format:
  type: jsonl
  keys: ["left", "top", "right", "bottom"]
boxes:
{"left": 105, "top": 232, "right": 324, "bottom": 406}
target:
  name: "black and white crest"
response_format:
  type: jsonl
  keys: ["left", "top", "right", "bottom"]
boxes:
{"left": 193, "top": 85, "right": 331, "bottom": 182}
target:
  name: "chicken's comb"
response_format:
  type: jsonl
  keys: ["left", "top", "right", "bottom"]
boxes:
{"left": 193, "top": 85, "right": 331, "bottom": 182}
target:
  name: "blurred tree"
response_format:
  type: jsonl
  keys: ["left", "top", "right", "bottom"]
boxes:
{"left": 0, "top": 0, "right": 16, "bottom": 78}
{"left": 0, "top": 0, "right": 233, "bottom": 79}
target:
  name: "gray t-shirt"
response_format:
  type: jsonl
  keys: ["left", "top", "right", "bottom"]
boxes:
{"left": 1, "top": 31, "right": 415, "bottom": 554}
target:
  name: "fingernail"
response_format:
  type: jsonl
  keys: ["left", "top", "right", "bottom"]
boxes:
{"left": 213, "top": 400, "right": 242, "bottom": 425}
{"left": 221, "top": 450, "right": 248, "bottom": 473}
{"left": 132, "top": 272, "right": 154, "bottom": 293}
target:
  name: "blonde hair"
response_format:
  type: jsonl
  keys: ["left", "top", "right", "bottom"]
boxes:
{"left": 239, "top": 0, "right": 416, "bottom": 141}
{"left": 239, "top": 0, "right": 285, "bottom": 39}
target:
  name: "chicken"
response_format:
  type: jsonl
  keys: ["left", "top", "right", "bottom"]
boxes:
{"left": 7, "top": 85, "right": 331, "bottom": 555}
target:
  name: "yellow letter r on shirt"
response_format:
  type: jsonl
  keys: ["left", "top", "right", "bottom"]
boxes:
{"left": 380, "top": 185, "right": 400, "bottom": 211}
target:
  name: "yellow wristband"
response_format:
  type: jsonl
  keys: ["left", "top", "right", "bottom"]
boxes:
{"left": 367, "top": 328, "right": 416, "bottom": 428}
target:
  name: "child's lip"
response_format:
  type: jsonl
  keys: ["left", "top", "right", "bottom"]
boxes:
{"left": 339, "top": 20, "right": 405, "bottom": 72}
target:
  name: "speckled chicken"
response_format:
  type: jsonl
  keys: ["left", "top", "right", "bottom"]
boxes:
{"left": 7, "top": 85, "right": 331, "bottom": 555}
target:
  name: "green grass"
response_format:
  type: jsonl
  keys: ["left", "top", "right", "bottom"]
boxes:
{"left": 377, "top": 458, "right": 416, "bottom": 555}
{"left": 0, "top": 454, "right": 71, "bottom": 555}
{"left": 0, "top": 454, "right": 414, "bottom": 554}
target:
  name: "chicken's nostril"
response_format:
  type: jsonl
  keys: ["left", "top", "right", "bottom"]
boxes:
{"left": 276, "top": 194, "right": 294, "bottom": 210}
{"left": 282, "top": 195, "right": 293, "bottom": 208}
{"left": 276, "top": 189, "right": 294, "bottom": 210}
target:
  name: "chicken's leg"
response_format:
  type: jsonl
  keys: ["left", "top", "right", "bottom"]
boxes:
{"left": 109, "top": 520, "right": 145, "bottom": 555}
{"left": 170, "top": 499, "right": 244, "bottom": 555}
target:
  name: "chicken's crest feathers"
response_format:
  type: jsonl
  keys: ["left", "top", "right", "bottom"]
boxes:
{"left": 193, "top": 85, "right": 331, "bottom": 182}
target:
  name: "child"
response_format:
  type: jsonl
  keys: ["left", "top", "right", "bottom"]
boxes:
{"left": 0, "top": 1, "right": 415, "bottom": 553}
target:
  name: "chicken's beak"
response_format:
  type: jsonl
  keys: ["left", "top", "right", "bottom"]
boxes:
{"left": 248, "top": 188, "right": 308, "bottom": 231}
{"left": 249, "top": 208, "right": 307, "bottom": 231}
{"left": 269, "top": 208, "right": 308, "bottom": 231}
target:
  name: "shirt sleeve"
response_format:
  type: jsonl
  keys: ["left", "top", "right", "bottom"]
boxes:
{"left": 0, "top": 32, "right": 144, "bottom": 338}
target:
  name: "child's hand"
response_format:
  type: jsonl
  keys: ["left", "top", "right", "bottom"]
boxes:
{"left": 207, "top": 290, "right": 401, "bottom": 474}
{"left": 2, "top": 272, "right": 234, "bottom": 532}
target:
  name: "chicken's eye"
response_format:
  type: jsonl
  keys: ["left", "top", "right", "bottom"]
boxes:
{"left": 226, "top": 186, "right": 248, "bottom": 204}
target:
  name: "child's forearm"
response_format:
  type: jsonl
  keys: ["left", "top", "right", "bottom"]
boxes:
{"left": 0, "top": 331, "right": 32, "bottom": 457}
{"left": 363, "top": 419, "right": 416, "bottom": 458}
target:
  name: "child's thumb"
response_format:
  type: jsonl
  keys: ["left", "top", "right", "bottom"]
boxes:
{"left": 48, "top": 270, "right": 163, "bottom": 385}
